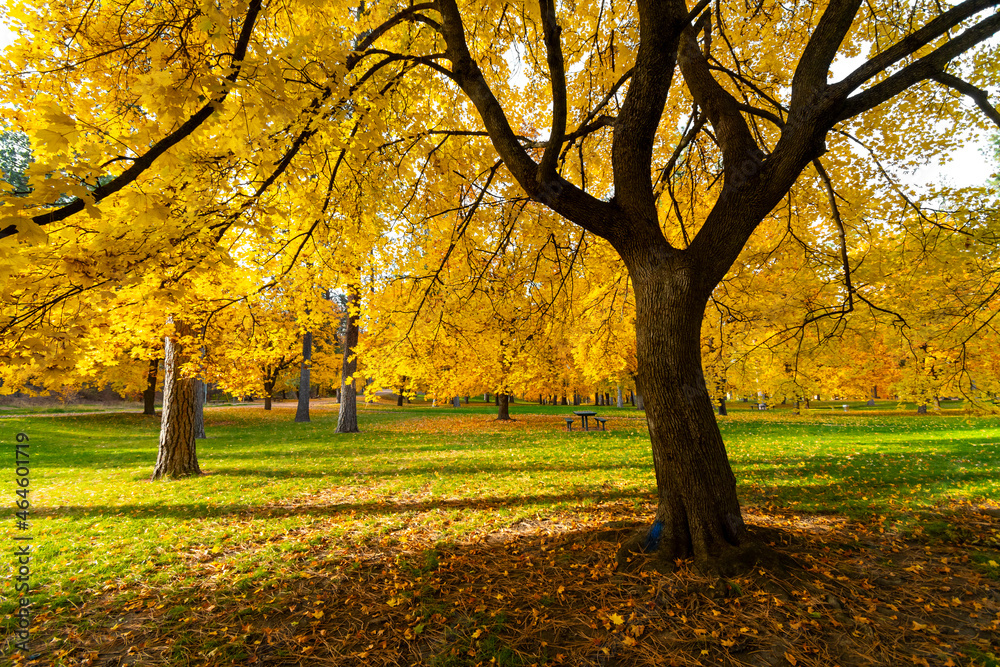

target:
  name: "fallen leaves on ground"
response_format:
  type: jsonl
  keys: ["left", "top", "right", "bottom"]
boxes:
{"left": 12, "top": 496, "right": 1000, "bottom": 667}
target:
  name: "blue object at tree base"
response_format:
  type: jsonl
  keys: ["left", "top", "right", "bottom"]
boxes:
{"left": 642, "top": 520, "right": 663, "bottom": 552}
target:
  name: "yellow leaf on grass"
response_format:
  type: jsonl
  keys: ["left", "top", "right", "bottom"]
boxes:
{"left": 609, "top": 613, "right": 624, "bottom": 626}
{"left": 785, "top": 652, "right": 798, "bottom": 666}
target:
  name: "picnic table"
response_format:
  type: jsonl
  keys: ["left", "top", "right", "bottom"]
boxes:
{"left": 573, "top": 410, "right": 597, "bottom": 431}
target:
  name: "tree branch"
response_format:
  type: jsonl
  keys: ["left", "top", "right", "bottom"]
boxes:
{"left": 537, "top": 0, "right": 567, "bottom": 181}
{"left": 1, "top": 0, "right": 265, "bottom": 241}
{"left": 932, "top": 71, "right": 1000, "bottom": 129}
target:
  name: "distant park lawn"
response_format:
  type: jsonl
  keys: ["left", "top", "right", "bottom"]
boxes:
{"left": 2, "top": 401, "right": 999, "bottom": 666}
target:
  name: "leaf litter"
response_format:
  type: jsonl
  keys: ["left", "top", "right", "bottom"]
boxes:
{"left": 12, "top": 496, "right": 1000, "bottom": 667}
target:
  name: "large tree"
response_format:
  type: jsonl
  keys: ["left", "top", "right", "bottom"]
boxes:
{"left": 2, "top": 0, "right": 998, "bottom": 568}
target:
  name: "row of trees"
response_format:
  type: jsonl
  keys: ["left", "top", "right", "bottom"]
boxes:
{"left": 2, "top": 0, "right": 998, "bottom": 569}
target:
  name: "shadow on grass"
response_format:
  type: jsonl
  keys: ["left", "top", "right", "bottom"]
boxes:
{"left": 32, "top": 490, "right": 645, "bottom": 520}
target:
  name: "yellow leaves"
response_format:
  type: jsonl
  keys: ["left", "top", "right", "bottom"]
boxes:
{"left": 30, "top": 98, "right": 79, "bottom": 156}
{"left": 608, "top": 613, "right": 624, "bottom": 626}
{"left": 6, "top": 217, "right": 47, "bottom": 245}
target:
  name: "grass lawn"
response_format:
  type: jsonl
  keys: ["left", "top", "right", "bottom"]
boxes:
{"left": 2, "top": 400, "right": 999, "bottom": 666}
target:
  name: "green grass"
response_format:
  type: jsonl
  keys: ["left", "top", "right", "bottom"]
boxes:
{"left": 2, "top": 401, "right": 999, "bottom": 648}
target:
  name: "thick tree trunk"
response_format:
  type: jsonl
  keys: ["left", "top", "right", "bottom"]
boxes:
{"left": 561, "top": 394, "right": 568, "bottom": 406}
{"left": 618, "top": 262, "right": 748, "bottom": 568}
{"left": 496, "top": 393, "right": 511, "bottom": 420}
{"left": 337, "top": 287, "right": 360, "bottom": 433}
{"left": 397, "top": 388, "right": 404, "bottom": 407}
{"left": 151, "top": 330, "right": 201, "bottom": 480}
{"left": 295, "top": 332, "right": 312, "bottom": 422}
{"left": 617, "top": 386, "right": 624, "bottom": 408}
{"left": 193, "top": 378, "right": 206, "bottom": 439}
{"left": 142, "top": 357, "right": 159, "bottom": 415}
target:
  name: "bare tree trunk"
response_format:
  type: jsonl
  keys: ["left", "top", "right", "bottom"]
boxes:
{"left": 151, "top": 328, "right": 201, "bottom": 480}
{"left": 718, "top": 397, "right": 728, "bottom": 416}
{"left": 193, "top": 378, "right": 206, "bottom": 439}
{"left": 617, "top": 260, "right": 748, "bottom": 568}
{"left": 142, "top": 357, "right": 159, "bottom": 415}
{"left": 263, "top": 378, "right": 274, "bottom": 411}
{"left": 496, "top": 393, "right": 512, "bottom": 421}
{"left": 397, "top": 387, "right": 404, "bottom": 407}
{"left": 295, "top": 332, "right": 311, "bottom": 422}
{"left": 617, "top": 385, "right": 624, "bottom": 408}
{"left": 337, "top": 286, "right": 360, "bottom": 433}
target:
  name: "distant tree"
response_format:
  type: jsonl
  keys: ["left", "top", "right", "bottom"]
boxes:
{"left": 0, "top": 130, "right": 30, "bottom": 195}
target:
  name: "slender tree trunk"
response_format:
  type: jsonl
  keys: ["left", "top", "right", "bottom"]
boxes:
{"left": 295, "top": 332, "right": 312, "bottom": 422}
{"left": 151, "top": 328, "right": 201, "bottom": 480}
{"left": 496, "top": 393, "right": 511, "bottom": 421}
{"left": 263, "top": 378, "right": 274, "bottom": 411}
{"left": 616, "top": 259, "right": 748, "bottom": 568}
{"left": 718, "top": 396, "right": 727, "bottom": 416}
{"left": 397, "top": 388, "right": 404, "bottom": 407}
{"left": 617, "top": 385, "right": 623, "bottom": 408}
{"left": 142, "top": 357, "right": 159, "bottom": 415}
{"left": 193, "top": 378, "right": 206, "bottom": 439}
{"left": 337, "top": 286, "right": 360, "bottom": 433}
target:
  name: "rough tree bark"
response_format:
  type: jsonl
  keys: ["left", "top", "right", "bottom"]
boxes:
{"left": 295, "top": 332, "right": 311, "bottom": 422}
{"left": 496, "top": 393, "right": 512, "bottom": 421}
{"left": 151, "top": 326, "right": 201, "bottom": 480}
{"left": 336, "top": 286, "right": 360, "bottom": 433}
{"left": 142, "top": 357, "right": 159, "bottom": 415}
